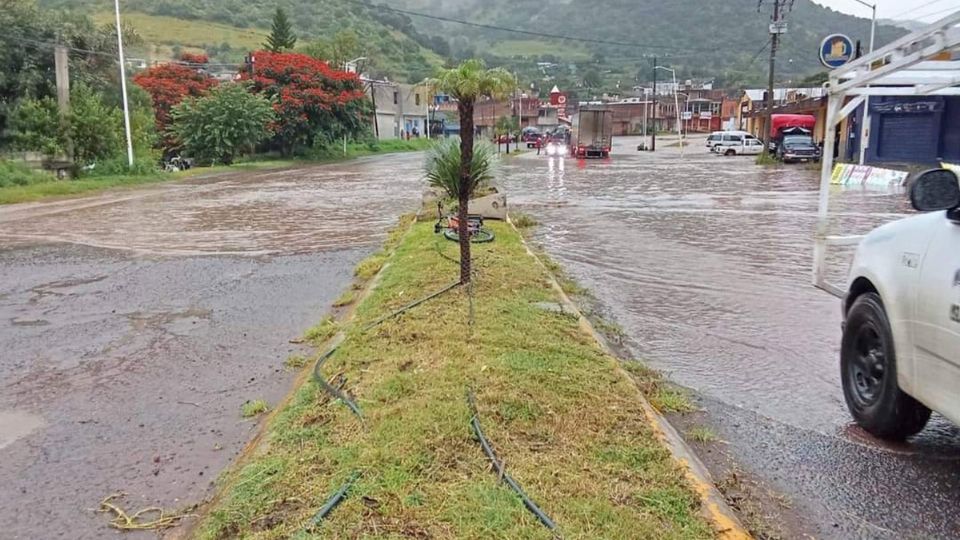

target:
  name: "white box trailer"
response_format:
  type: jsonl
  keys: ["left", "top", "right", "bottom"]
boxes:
{"left": 570, "top": 108, "right": 613, "bottom": 159}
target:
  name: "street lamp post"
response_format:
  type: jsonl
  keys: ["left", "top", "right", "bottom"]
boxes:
{"left": 655, "top": 65, "right": 683, "bottom": 156}
{"left": 851, "top": 0, "right": 876, "bottom": 165}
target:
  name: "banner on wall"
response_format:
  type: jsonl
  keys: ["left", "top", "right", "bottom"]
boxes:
{"left": 830, "top": 163, "right": 909, "bottom": 188}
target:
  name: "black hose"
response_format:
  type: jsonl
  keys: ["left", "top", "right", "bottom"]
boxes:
{"left": 312, "top": 333, "right": 364, "bottom": 419}
{"left": 308, "top": 470, "right": 361, "bottom": 527}
{"left": 466, "top": 391, "right": 559, "bottom": 533}
{"left": 361, "top": 281, "right": 461, "bottom": 331}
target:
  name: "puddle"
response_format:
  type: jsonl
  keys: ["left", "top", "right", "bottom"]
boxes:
{"left": 0, "top": 410, "right": 45, "bottom": 450}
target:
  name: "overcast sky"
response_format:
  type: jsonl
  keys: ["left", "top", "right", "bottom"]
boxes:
{"left": 812, "top": 0, "right": 958, "bottom": 22}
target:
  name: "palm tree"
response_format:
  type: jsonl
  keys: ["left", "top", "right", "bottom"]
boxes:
{"left": 427, "top": 60, "right": 515, "bottom": 283}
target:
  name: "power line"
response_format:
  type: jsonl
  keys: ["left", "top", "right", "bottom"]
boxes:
{"left": 888, "top": 0, "right": 950, "bottom": 21}
{"left": 343, "top": 0, "right": 715, "bottom": 53}
{"left": 910, "top": 4, "right": 960, "bottom": 22}
{"left": 747, "top": 38, "right": 771, "bottom": 67}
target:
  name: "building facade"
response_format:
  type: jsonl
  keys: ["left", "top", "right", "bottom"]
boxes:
{"left": 367, "top": 82, "right": 429, "bottom": 139}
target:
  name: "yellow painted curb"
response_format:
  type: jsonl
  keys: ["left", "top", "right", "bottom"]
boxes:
{"left": 507, "top": 214, "right": 752, "bottom": 540}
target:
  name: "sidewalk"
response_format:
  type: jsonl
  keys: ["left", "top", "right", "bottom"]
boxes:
{"left": 193, "top": 220, "right": 727, "bottom": 539}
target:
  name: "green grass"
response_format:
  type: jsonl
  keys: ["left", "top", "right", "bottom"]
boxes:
{"left": 241, "top": 399, "right": 270, "bottom": 418}
{"left": 93, "top": 11, "right": 267, "bottom": 55}
{"left": 196, "top": 221, "right": 712, "bottom": 539}
{"left": 489, "top": 39, "right": 591, "bottom": 60}
{"left": 303, "top": 316, "right": 338, "bottom": 345}
{"left": 686, "top": 426, "right": 718, "bottom": 444}
{"left": 284, "top": 354, "right": 309, "bottom": 369}
{"left": 332, "top": 289, "right": 357, "bottom": 308}
{"left": 755, "top": 152, "right": 778, "bottom": 166}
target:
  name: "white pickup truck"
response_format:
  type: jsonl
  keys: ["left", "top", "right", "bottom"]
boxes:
{"left": 841, "top": 168, "right": 960, "bottom": 440}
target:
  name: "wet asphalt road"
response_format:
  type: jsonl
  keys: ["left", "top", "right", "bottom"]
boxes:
{"left": 0, "top": 154, "right": 424, "bottom": 539}
{"left": 500, "top": 137, "right": 960, "bottom": 539}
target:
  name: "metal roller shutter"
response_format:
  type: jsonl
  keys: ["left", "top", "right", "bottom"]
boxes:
{"left": 877, "top": 114, "right": 937, "bottom": 161}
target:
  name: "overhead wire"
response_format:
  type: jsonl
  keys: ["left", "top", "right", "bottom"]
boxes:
{"left": 341, "top": 0, "right": 716, "bottom": 53}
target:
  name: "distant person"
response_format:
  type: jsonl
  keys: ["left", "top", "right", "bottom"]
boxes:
{"left": 412, "top": 126, "right": 420, "bottom": 138}
{"left": 535, "top": 135, "right": 543, "bottom": 155}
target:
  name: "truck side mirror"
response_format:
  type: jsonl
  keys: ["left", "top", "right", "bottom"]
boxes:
{"left": 909, "top": 169, "right": 960, "bottom": 212}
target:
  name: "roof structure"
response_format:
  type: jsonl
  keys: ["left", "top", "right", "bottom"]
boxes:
{"left": 813, "top": 10, "right": 960, "bottom": 297}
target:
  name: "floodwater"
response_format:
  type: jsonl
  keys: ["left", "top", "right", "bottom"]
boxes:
{"left": 0, "top": 153, "right": 425, "bottom": 539}
{"left": 500, "top": 136, "right": 960, "bottom": 538}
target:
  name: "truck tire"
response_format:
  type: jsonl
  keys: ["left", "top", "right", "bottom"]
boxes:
{"left": 841, "top": 293, "right": 931, "bottom": 440}
{"left": 724, "top": 149, "right": 735, "bottom": 156}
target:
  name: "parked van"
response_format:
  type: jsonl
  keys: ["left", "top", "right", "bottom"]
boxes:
{"left": 706, "top": 131, "right": 759, "bottom": 151}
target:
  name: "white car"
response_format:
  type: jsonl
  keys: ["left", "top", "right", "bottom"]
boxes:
{"left": 706, "top": 130, "right": 758, "bottom": 152}
{"left": 713, "top": 137, "right": 764, "bottom": 156}
{"left": 841, "top": 168, "right": 960, "bottom": 440}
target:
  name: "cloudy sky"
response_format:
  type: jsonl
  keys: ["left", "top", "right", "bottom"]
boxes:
{"left": 812, "top": 0, "right": 958, "bottom": 22}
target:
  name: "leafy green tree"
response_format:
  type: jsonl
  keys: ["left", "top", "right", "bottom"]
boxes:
{"left": 170, "top": 83, "right": 275, "bottom": 165}
{"left": 9, "top": 83, "right": 132, "bottom": 166}
{"left": 427, "top": 59, "right": 514, "bottom": 283}
{"left": 264, "top": 7, "right": 297, "bottom": 52}
{"left": 9, "top": 97, "right": 64, "bottom": 157}
{"left": 68, "top": 83, "right": 124, "bottom": 165}
{"left": 301, "top": 29, "right": 361, "bottom": 70}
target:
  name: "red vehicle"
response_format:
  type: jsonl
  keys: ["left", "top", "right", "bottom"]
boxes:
{"left": 769, "top": 114, "right": 816, "bottom": 151}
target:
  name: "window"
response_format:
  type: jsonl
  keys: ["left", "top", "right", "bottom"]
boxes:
{"left": 415, "top": 93, "right": 421, "bottom": 106}
{"left": 393, "top": 92, "right": 398, "bottom": 105}
{"left": 726, "top": 135, "right": 742, "bottom": 142}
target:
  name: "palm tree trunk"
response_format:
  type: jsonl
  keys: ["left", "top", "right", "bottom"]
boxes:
{"left": 457, "top": 99, "right": 475, "bottom": 284}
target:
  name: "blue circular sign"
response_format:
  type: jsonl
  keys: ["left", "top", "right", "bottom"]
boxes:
{"left": 820, "top": 34, "right": 854, "bottom": 69}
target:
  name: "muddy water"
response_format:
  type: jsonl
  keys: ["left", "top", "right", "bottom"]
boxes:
{"left": 500, "top": 137, "right": 960, "bottom": 538}
{"left": 0, "top": 153, "right": 425, "bottom": 539}
{"left": 502, "top": 136, "right": 912, "bottom": 431}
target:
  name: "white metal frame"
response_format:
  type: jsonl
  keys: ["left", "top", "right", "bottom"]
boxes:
{"left": 813, "top": 11, "right": 960, "bottom": 297}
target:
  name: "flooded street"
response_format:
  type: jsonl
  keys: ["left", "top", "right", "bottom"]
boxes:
{"left": 501, "top": 136, "right": 960, "bottom": 539}
{"left": 0, "top": 154, "right": 424, "bottom": 538}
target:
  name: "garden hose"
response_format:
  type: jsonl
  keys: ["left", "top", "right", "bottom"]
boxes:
{"left": 467, "top": 391, "right": 559, "bottom": 534}
{"left": 307, "top": 470, "right": 361, "bottom": 528}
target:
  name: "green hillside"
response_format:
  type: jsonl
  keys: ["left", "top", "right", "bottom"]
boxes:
{"left": 383, "top": 0, "right": 907, "bottom": 88}
{"left": 40, "top": 0, "right": 446, "bottom": 81}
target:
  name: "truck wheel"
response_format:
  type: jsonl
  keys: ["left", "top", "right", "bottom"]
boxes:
{"left": 841, "top": 293, "right": 930, "bottom": 440}
{"left": 724, "top": 149, "right": 735, "bottom": 156}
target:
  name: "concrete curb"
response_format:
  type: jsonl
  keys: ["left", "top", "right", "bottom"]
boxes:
{"left": 507, "top": 214, "right": 752, "bottom": 540}
{"left": 171, "top": 217, "right": 414, "bottom": 539}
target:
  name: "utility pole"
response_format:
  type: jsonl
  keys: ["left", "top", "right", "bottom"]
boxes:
{"left": 113, "top": 0, "right": 134, "bottom": 168}
{"left": 54, "top": 44, "right": 73, "bottom": 163}
{"left": 761, "top": 0, "right": 788, "bottom": 153}
{"left": 651, "top": 56, "right": 657, "bottom": 152}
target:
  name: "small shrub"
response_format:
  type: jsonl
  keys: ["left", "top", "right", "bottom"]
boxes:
{"left": 0, "top": 161, "right": 55, "bottom": 188}
{"left": 284, "top": 354, "right": 308, "bottom": 369}
{"left": 510, "top": 212, "right": 538, "bottom": 229}
{"left": 241, "top": 399, "right": 269, "bottom": 418}
{"left": 333, "top": 289, "right": 356, "bottom": 307}
{"left": 304, "top": 315, "right": 338, "bottom": 343}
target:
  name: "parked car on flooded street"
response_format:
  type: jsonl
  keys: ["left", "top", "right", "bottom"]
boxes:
{"left": 713, "top": 137, "right": 765, "bottom": 156}
{"left": 841, "top": 168, "right": 960, "bottom": 440}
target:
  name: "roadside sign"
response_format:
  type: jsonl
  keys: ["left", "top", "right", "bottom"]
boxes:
{"left": 819, "top": 34, "right": 854, "bottom": 69}
{"left": 700, "top": 112, "right": 712, "bottom": 120}
{"left": 769, "top": 21, "right": 788, "bottom": 34}
{"left": 681, "top": 111, "right": 693, "bottom": 120}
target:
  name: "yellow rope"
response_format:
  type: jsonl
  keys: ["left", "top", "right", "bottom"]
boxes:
{"left": 99, "top": 493, "right": 196, "bottom": 531}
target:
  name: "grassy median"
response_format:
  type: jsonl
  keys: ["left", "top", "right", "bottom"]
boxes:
{"left": 197, "top": 221, "right": 712, "bottom": 539}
